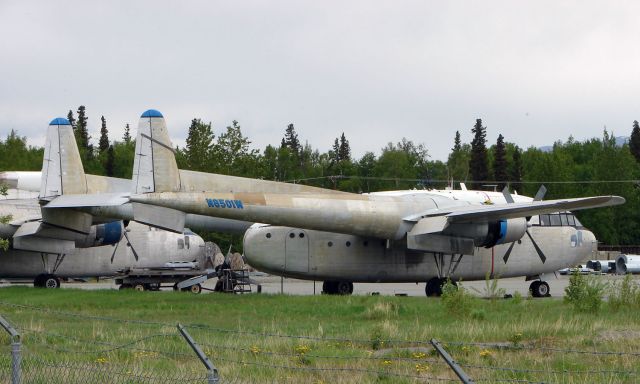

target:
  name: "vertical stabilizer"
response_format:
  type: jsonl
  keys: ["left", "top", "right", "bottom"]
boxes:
{"left": 40, "top": 117, "right": 87, "bottom": 200}
{"left": 132, "top": 110, "right": 181, "bottom": 194}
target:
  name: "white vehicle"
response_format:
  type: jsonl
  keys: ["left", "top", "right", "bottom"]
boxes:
{"left": 558, "top": 265, "right": 594, "bottom": 275}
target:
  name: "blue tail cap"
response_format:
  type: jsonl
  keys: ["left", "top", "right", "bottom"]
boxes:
{"left": 49, "top": 117, "right": 71, "bottom": 126}
{"left": 141, "top": 109, "right": 163, "bottom": 118}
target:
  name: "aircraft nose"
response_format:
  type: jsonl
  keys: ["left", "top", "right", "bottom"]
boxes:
{"left": 582, "top": 229, "right": 597, "bottom": 247}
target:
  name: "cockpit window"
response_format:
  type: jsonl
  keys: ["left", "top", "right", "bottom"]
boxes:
{"left": 534, "top": 212, "right": 582, "bottom": 227}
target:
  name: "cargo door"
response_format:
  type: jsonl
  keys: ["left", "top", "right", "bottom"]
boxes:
{"left": 285, "top": 229, "right": 309, "bottom": 273}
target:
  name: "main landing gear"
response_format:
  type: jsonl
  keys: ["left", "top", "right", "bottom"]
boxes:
{"left": 529, "top": 280, "right": 550, "bottom": 298}
{"left": 322, "top": 281, "right": 353, "bottom": 295}
{"left": 425, "top": 277, "right": 457, "bottom": 297}
{"left": 34, "top": 274, "right": 61, "bottom": 289}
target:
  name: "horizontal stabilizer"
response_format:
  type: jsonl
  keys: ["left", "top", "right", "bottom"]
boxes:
{"left": 132, "top": 202, "right": 185, "bottom": 233}
{"left": 43, "top": 193, "right": 130, "bottom": 208}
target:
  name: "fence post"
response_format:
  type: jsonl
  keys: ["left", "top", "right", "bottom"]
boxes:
{"left": 430, "top": 339, "right": 473, "bottom": 384}
{"left": 0, "top": 315, "right": 21, "bottom": 384}
{"left": 177, "top": 324, "right": 219, "bottom": 384}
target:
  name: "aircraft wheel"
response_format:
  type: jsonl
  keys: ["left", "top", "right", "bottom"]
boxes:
{"left": 335, "top": 281, "right": 354, "bottom": 295}
{"left": 43, "top": 275, "right": 61, "bottom": 289}
{"left": 190, "top": 283, "right": 202, "bottom": 294}
{"left": 133, "top": 283, "right": 146, "bottom": 292}
{"left": 425, "top": 278, "right": 444, "bottom": 297}
{"left": 529, "top": 281, "right": 550, "bottom": 298}
{"left": 322, "top": 281, "right": 337, "bottom": 295}
{"left": 34, "top": 274, "right": 45, "bottom": 288}
{"left": 173, "top": 283, "right": 179, "bottom": 291}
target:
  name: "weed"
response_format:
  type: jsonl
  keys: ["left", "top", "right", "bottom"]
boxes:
{"left": 608, "top": 274, "right": 640, "bottom": 311}
{"left": 471, "top": 272, "right": 506, "bottom": 300}
{"left": 512, "top": 291, "right": 523, "bottom": 304}
{"left": 470, "top": 308, "right": 486, "bottom": 321}
{"left": 363, "top": 301, "right": 399, "bottom": 320}
{"left": 370, "top": 328, "right": 385, "bottom": 350}
{"left": 564, "top": 272, "right": 606, "bottom": 313}
{"left": 508, "top": 332, "right": 523, "bottom": 346}
{"left": 441, "top": 279, "right": 474, "bottom": 317}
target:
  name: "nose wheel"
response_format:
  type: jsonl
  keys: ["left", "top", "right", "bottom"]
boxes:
{"left": 529, "top": 280, "right": 550, "bottom": 297}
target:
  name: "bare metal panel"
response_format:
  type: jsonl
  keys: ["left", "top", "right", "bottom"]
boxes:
{"left": 132, "top": 202, "right": 185, "bottom": 233}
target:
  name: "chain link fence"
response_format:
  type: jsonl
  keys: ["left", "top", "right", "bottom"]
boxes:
{"left": 1, "top": 301, "right": 639, "bottom": 383}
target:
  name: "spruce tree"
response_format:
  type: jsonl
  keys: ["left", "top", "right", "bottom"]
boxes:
{"left": 452, "top": 130, "right": 461, "bottom": 152}
{"left": 630, "top": 120, "right": 640, "bottom": 163}
{"left": 185, "top": 118, "right": 214, "bottom": 171}
{"left": 338, "top": 132, "right": 351, "bottom": 162}
{"left": 282, "top": 123, "right": 301, "bottom": 157}
{"left": 447, "top": 130, "right": 470, "bottom": 184}
{"left": 469, "top": 119, "right": 488, "bottom": 189}
{"left": 75, "top": 106, "right": 93, "bottom": 161}
{"left": 98, "top": 116, "right": 109, "bottom": 153}
{"left": 105, "top": 145, "right": 115, "bottom": 176}
{"left": 67, "top": 110, "right": 76, "bottom": 128}
{"left": 493, "top": 134, "right": 508, "bottom": 189}
{"left": 331, "top": 138, "right": 340, "bottom": 163}
{"left": 123, "top": 123, "right": 131, "bottom": 144}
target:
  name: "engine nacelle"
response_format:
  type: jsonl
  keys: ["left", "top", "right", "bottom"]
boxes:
{"left": 443, "top": 218, "right": 527, "bottom": 248}
{"left": 75, "top": 221, "right": 124, "bottom": 248}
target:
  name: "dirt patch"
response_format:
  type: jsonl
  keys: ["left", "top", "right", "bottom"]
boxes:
{"left": 598, "top": 329, "right": 640, "bottom": 341}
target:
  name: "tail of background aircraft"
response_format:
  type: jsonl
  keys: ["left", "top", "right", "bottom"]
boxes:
{"left": 132, "top": 109, "right": 181, "bottom": 194}
{"left": 39, "top": 117, "right": 88, "bottom": 200}
{"left": 130, "top": 110, "right": 185, "bottom": 232}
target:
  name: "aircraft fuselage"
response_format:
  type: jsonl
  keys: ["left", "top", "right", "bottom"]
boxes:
{"left": 243, "top": 223, "right": 594, "bottom": 282}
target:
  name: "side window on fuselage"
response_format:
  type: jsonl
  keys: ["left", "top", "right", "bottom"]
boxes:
{"left": 535, "top": 212, "right": 579, "bottom": 228}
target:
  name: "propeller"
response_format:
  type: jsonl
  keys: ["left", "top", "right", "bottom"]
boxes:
{"left": 110, "top": 228, "right": 139, "bottom": 263}
{"left": 502, "top": 185, "right": 548, "bottom": 264}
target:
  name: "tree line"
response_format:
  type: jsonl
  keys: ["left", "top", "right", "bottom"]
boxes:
{"left": 2, "top": 106, "right": 640, "bottom": 246}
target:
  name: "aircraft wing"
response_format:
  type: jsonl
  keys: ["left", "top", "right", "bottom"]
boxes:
{"left": 413, "top": 195, "right": 624, "bottom": 224}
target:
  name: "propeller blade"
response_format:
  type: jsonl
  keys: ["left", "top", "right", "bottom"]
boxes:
{"left": 124, "top": 230, "right": 139, "bottom": 261}
{"left": 502, "top": 186, "right": 515, "bottom": 204}
{"left": 502, "top": 241, "right": 516, "bottom": 264}
{"left": 533, "top": 185, "right": 547, "bottom": 201}
{"left": 525, "top": 230, "right": 546, "bottom": 263}
{"left": 110, "top": 241, "right": 120, "bottom": 264}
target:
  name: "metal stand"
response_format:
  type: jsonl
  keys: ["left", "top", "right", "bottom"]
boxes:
{"left": 178, "top": 324, "right": 218, "bottom": 383}
{"left": 0, "top": 315, "right": 21, "bottom": 384}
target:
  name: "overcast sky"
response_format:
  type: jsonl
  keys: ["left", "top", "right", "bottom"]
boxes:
{"left": 1, "top": 1, "right": 639, "bottom": 161}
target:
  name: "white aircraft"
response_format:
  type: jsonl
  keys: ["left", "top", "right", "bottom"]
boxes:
{"left": 40, "top": 110, "right": 625, "bottom": 296}
{"left": 0, "top": 171, "right": 205, "bottom": 288}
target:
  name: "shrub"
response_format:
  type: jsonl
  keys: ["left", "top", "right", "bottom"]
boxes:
{"left": 441, "top": 279, "right": 474, "bottom": 317}
{"left": 512, "top": 291, "right": 523, "bottom": 305}
{"left": 608, "top": 274, "right": 640, "bottom": 311}
{"left": 564, "top": 272, "right": 606, "bottom": 313}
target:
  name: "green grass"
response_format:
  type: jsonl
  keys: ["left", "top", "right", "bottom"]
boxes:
{"left": 0, "top": 287, "right": 639, "bottom": 383}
